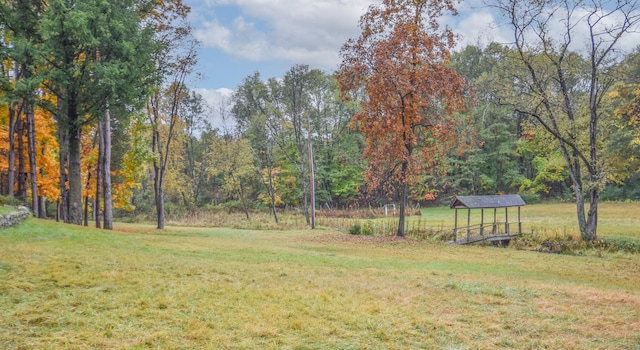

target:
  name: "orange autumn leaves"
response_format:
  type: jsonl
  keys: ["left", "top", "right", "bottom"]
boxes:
{"left": 338, "top": 0, "right": 470, "bottom": 200}
{"left": 0, "top": 104, "right": 136, "bottom": 211}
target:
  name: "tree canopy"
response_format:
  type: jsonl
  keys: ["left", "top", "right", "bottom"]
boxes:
{"left": 338, "top": 0, "right": 470, "bottom": 236}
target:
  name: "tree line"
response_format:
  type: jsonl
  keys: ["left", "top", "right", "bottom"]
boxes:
{"left": 1, "top": 0, "right": 639, "bottom": 240}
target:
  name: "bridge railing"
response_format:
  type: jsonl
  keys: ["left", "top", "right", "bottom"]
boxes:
{"left": 452, "top": 221, "right": 522, "bottom": 242}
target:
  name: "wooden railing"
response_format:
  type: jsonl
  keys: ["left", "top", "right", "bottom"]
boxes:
{"left": 452, "top": 221, "right": 522, "bottom": 242}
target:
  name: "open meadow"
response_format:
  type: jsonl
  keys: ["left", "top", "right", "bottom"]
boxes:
{"left": 1, "top": 203, "right": 639, "bottom": 349}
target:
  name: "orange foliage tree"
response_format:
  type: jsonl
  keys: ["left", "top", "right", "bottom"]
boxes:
{"left": 338, "top": 0, "right": 470, "bottom": 236}
{"left": 33, "top": 107, "right": 59, "bottom": 210}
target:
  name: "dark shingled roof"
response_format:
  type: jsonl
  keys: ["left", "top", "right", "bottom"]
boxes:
{"left": 450, "top": 195, "right": 526, "bottom": 209}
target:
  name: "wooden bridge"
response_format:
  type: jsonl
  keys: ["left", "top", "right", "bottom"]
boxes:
{"left": 447, "top": 195, "right": 526, "bottom": 245}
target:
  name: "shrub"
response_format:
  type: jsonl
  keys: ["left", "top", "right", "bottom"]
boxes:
{"left": 348, "top": 222, "right": 361, "bottom": 235}
{"left": 518, "top": 192, "right": 541, "bottom": 204}
{"left": 361, "top": 222, "right": 374, "bottom": 236}
{"left": 0, "top": 195, "right": 23, "bottom": 207}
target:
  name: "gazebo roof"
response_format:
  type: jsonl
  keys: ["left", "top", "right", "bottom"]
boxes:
{"left": 450, "top": 194, "right": 526, "bottom": 209}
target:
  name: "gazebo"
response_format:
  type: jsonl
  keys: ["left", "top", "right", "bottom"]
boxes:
{"left": 449, "top": 194, "right": 526, "bottom": 244}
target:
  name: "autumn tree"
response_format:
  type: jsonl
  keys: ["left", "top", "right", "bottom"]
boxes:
{"left": 0, "top": 0, "right": 46, "bottom": 215}
{"left": 338, "top": 0, "right": 469, "bottom": 236}
{"left": 37, "top": 0, "right": 157, "bottom": 225}
{"left": 491, "top": 0, "right": 640, "bottom": 241}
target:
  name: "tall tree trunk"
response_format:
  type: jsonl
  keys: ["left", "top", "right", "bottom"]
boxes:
{"left": 67, "top": 115, "right": 83, "bottom": 225}
{"left": 238, "top": 179, "right": 250, "bottom": 220}
{"left": 307, "top": 113, "right": 315, "bottom": 229}
{"left": 266, "top": 164, "right": 278, "bottom": 223}
{"left": 95, "top": 121, "right": 103, "bottom": 228}
{"left": 586, "top": 191, "right": 598, "bottom": 240}
{"left": 7, "top": 103, "right": 16, "bottom": 197}
{"left": 151, "top": 118, "right": 165, "bottom": 229}
{"left": 154, "top": 169, "right": 165, "bottom": 229}
{"left": 574, "top": 184, "right": 588, "bottom": 237}
{"left": 16, "top": 113, "right": 26, "bottom": 202}
{"left": 39, "top": 196, "right": 46, "bottom": 218}
{"left": 25, "top": 102, "right": 39, "bottom": 217}
{"left": 396, "top": 161, "right": 408, "bottom": 237}
{"left": 57, "top": 111, "right": 69, "bottom": 223}
{"left": 102, "top": 107, "right": 113, "bottom": 230}
{"left": 83, "top": 172, "right": 90, "bottom": 226}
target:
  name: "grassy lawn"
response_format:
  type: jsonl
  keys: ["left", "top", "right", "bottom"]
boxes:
{"left": 1, "top": 204, "right": 639, "bottom": 349}
{"left": 315, "top": 201, "right": 640, "bottom": 242}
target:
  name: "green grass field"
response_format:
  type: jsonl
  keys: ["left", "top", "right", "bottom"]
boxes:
{"left": 1, "top": 203, "right": 639, "bottom": 349}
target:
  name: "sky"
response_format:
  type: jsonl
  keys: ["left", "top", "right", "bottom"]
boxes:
{"left": 183, "top": 0, "right": 640, "bottom": 128}
{"left": 184, "top": 0, "right": 508, "bottom": 124}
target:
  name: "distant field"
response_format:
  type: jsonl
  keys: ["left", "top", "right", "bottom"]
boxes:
{"left": 1, "top": 208, "right": 639, "bottom": 349}
{"left": 314, "top": 202, "right": 640, "bottom": 241}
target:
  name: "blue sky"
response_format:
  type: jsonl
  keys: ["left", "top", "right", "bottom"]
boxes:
{"left": 184, "top": 0, "right": 508, "bottom": 122}
{"left": 186, "top": 0, "right": 506, "bottom": 89}
{"left": 183, "top": 0, "right": 640, "bottom": 129}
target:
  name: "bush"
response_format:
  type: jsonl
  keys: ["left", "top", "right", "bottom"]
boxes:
{"left": 348, "top": 222, "right": 361, "bottom": 235}
{"left": 518, "top": 192, "right": 541, "bottom": 204}
{"left": 0, "top": 195, "right": 23, "bottom": 207}
{"left": 348, "top": 221, "right": 374, "bottom": 235}
{"left": 361, "top": 222, "right": 373, "bottom": 236}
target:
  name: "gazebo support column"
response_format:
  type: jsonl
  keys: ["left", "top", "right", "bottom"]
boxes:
{"left": 493, "top": 208, "right": 497, "bottom": 234}
{"left": 453, "top": 209, "right": 458, "bottom": 241}
{"left": 480, "top": 208, "right": 484, "bottom": 236}
{"left": 505, "top": 208, "right": 509, "bottom": 234}
{"left": 518, "top": 206, "right": 522, "bottom": 234}
{"left": 466, "top": 209, "right": 471, "bottom": 240}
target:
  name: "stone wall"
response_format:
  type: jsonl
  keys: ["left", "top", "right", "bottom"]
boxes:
{"left": 0, "top": 206, "right": 31, "bottom": 229}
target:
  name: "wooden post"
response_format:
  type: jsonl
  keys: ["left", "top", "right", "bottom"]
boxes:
{"left": 480, "top": 208, "right": 484, "bottom": 236}
{"left": 518, "top": 206, "right": 522, "bottom": 234}
{"left": 453, "top": 208, "right": 458, "bottom": 241}
{"left": 505, "top": 208, "right": 509, "bottom": 234}
{"left": 493, "top": 208, "right": 497, "bottom": 234}
{"left": 467, "top": 208, "right": 471, "bottom": 240}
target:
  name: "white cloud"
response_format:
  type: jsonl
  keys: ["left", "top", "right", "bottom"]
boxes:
{"left": 454, "top": 10, "right": 509, "bottom": 48}
{"left": 193, "top": 87, "right": 235, "bottom": 132}
{"left": 490, "top": 2, "right": 640, "bottom": 56}
{"left": 192, "top": 0, "right": 373, "bottom": 70}
{"left": 190, "top": 0, "right": 640, "bottom": 91}
{"left": 192, "top": 0, "right": 511, "bottom": 68}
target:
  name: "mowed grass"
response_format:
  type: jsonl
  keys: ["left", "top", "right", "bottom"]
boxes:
{"left": 1, "top": 204, "right": 640, "bottom": 349}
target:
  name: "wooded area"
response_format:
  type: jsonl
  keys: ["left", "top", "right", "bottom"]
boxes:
{"left": 1, "top": 0, "right": 639, "bottom": 240}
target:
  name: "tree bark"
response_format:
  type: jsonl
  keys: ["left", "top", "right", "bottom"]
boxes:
{"left": 154, "top": 167, "right": 165, "bottom": 229}
{"left": 396, "top": 161, "right": 409, "bottom": 237}
{"left": 266, "top": 164, "right": 278, "bottom": 223}
{"left": 7, "top": 103, "right": 16, "bottom": 197}
{"left": 16, "top": 113, "right": 26, "bottom": 202}
{"left": 307, "top": 112, "right": 315, "bottom": 229}
{"left": 57, "top": 103, "right": 69, "bottom": 223}
{"left": 25, "top": 102, "right": 39, "bottom": 216}
{"left": 95, "top": 121, "right": 103, "bottom": 228}
{"left": 67, "top": 108, "right": 83, "bottom": 225}
{"left": 238, "top": 179, "right": 250, "bottom": 220}
{"left": 38, "top": 196, "right": 46, "bottom": 218}
{"left": 102, "top": 107, "right": 113, "bottom": 230}
{"left": 83, "top": 172, "right": 90, "bottom": 226}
